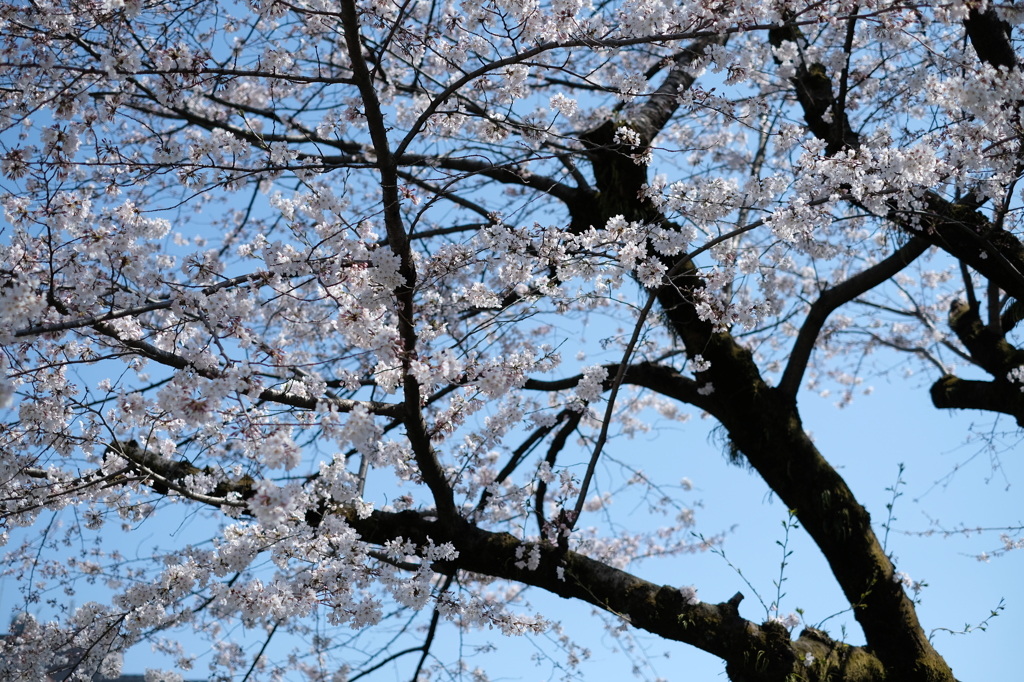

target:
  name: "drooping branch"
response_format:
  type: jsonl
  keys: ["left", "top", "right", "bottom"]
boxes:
{"left": 410, "top": 574, "right": 454, "bottom": 682}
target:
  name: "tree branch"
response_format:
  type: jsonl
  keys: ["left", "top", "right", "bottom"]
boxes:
{"left": 395, "top": 153, "right": 585, "bottom": 206}
{"left": 779, "top": 236, "right": 929, "bottom": 397}
{"left": 102, "top": 438, "right": 889, "bottom": 681}
{"left": 627, "top": 35, "right": 728, "bottom": 144}
{"left": 15, "top": 272, "right": 270, "bottom": 339}
{"left": 563, "top": 37, "right": 955, "bottom": 677}
{"left": 930, "top": 374, "right": 1024, "bottom": 426}
{"left": 340, "top": 0, "right": 455, "bottom": 518}
{"left": 335, "top": 507, "right": 886, "bottom": 681}
{"left": 964, "top": 7, "right": 1017, "bottom": 70}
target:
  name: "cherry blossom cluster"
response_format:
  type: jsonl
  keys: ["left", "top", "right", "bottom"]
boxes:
{"left": 1, "top": 0, "right": 1020, "bottom": 678}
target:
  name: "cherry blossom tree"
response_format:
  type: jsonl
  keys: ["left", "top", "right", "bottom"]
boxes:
{"left": 1, "top": 0, "right": 1022, "bottom": 680}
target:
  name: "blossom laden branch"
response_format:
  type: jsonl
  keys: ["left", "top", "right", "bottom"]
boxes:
{"left": 14, "top": 272, "right": 272, "bottom": 339}
{"left": 340, "top": 0, "right": 455, "bottom": 520}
